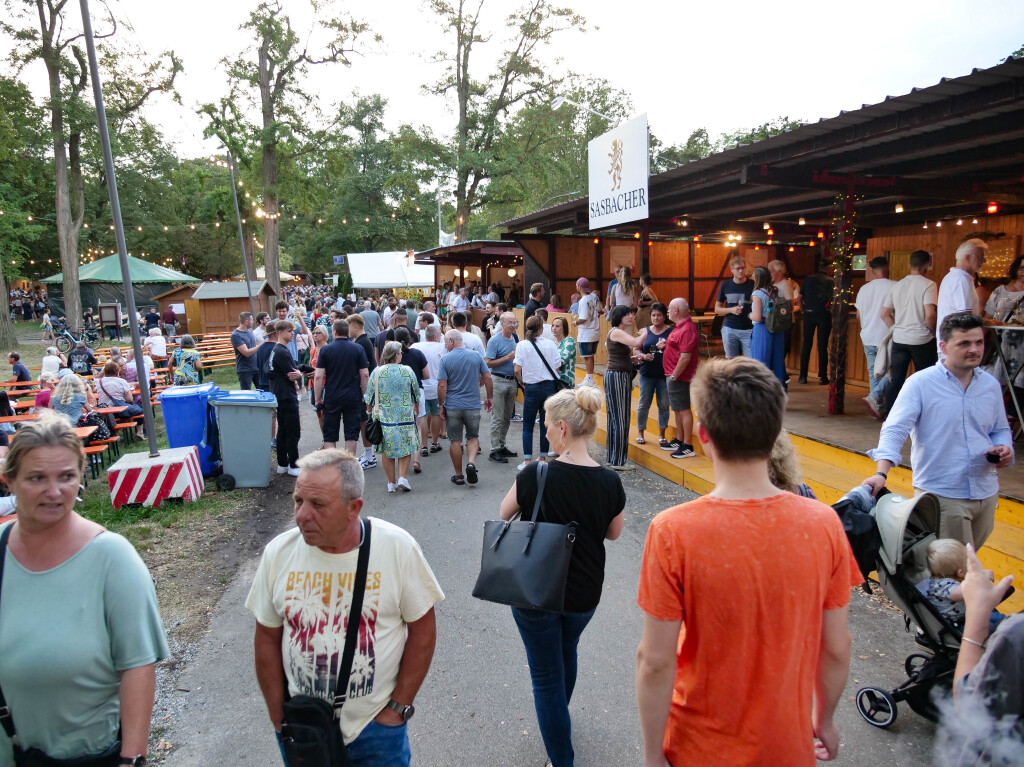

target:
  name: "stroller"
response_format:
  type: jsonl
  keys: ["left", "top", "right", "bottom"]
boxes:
{"left": 851, "top": 491, "right": 961, "bottom": 728}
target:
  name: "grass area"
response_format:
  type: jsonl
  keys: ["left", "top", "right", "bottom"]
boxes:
{"left": 7, "top": 320, "right": 254, "bottom": 546}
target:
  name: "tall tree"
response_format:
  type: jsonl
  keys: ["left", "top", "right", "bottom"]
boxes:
{"left": 202, "top": 0, "right": 373, "bottom": 298}
{"left": 425, "top": 0, "right": 585, "bottom": 241}
{"left": 2, "top": 0, "right": 179, "bottom": 325}
{"left": 480, "top": 75, "right": 631, "bottom": 228}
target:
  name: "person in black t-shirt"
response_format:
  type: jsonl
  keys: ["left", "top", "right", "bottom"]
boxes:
{"left": 314, "top": 319, "right": 369, "bottom": 453}
{"left": 144, "top": 307, "right": 161, "bottom": 331}
{"left": 498, "top": 386, "right": 625, "bottom": 767}
{"left": 799, "top": 261, "right": 835, "bottom": 384}
{"left": 66, "top": 343, "right": 97, "bottom": 376}
{"left": 523, "top": 282, "right": 545, "bottom": 321}
{"left": 268, "top": 321, "right": 303, "bottom": 475}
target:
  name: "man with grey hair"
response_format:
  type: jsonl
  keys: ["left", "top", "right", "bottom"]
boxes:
{"left": 359, "top": 299, "right": 382, "bottom": 340}
{"left": 247, "top": 448, "right": 444, "bottom": 766}
{"left": 936, "top": 237, "right": 987, "bottom": 354}
{"left": 663, "top": 298, "right": 699, "bottom": 459}
{"left": 437, "top": 329, "right": 493, "bottom": 485}
{"left": 485, "top": 312, "right": 520, "bottom": 463}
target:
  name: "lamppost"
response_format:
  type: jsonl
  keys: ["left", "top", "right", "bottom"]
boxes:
{"left": 550, "top": 96, "right": 619, "bottom": 126}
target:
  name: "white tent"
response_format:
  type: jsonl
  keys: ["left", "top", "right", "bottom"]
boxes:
{"left": 346, "top": 251, "right": 434, "bottom": 289}
{"left": 233, "top": 267, "right": 299, "bottom": 282}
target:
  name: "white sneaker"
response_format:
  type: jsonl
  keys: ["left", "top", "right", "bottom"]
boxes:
{"left": 516, "top": 460, "right": 530, "bottom": 471}
{"left": 397, "top": 477, "right": 412, "bottom": 492}
{"left": 387, "top": 483, "right": 397, "bottom": 493}
{"left": 581, "top": 375, "right": 595, "bottom": 387}
{"left": 359, "top": 455, "right": 377, "bottom": 469}
{"left": 510, "top": 413, "right": 523, "bottom": 423}
{"left": 276, "top": 466, "right": 289, "bottom": 474}
{"left": 287, "top": 466, "right": 301, "bottom": 477}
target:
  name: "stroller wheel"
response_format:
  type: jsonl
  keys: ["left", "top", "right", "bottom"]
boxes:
{"left": 856, "top": 687, "right": 898, "bottom": 728}
{"left": 905, "top": 653, "right": 932, "bottom": 679}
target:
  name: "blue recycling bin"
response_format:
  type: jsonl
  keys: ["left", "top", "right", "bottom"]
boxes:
{"left": 158, "top": 383, "right": 220, "bottom": 476}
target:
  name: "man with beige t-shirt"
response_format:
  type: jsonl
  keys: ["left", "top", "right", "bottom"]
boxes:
{"left": 881, "top": 249, "right": 938, "bottom": 417}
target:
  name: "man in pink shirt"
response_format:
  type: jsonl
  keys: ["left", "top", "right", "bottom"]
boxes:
{"left": 662, "top": 298, "right": 699, "bottom": 458}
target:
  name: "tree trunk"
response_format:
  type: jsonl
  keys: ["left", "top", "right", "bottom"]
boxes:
{"left": 0, "top": 268, "right": 20, "bottom": 349}
{"left": 455, "top": 200, "right": 469, "bottom": 242}
{"left": 40, "top": 8, "right": 83, "bottom": 327}
{"left": 262, "top": 141, "right": 281, "bottom": 298}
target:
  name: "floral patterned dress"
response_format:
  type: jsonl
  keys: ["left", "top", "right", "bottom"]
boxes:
{"left": 557, "top": 336, "right": 577, "bottom": 388}
{"left": 364, "top": 363, "right": 420, "bottom": 458}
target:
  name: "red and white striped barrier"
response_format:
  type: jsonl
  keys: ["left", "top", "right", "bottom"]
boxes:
{"left": 107, "top": 446, "right": 204, "bottom": 509}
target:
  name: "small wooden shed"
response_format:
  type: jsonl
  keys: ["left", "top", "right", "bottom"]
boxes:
{"left": 186, "top": 281, "right": 276, "bottom": 335}
{"left": 151, "top": 284, "right": 198, "bottom": 335}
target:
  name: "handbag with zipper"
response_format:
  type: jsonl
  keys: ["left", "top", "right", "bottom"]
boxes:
{"left": 471, "top": 462, "right": 577, "bottom": 612}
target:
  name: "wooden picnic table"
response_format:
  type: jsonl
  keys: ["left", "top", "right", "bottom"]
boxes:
{"left": 94, "top": 405, "right": 128, "bottom": 415}
{"left": 0, "top": 413, "right": 39, "bottom": 424}
{"left": 11, "top": 400, "right": 34, "bottom": 411}
{"left": 73, "top": 425, "right": 97, "bottom": 440}
{"left": 0, "top": 380, "right": 39, "bottom": 389}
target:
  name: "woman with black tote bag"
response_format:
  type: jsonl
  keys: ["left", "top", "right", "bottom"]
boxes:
{"left": 497, "top": 386, "right": 626, "bottom": 767}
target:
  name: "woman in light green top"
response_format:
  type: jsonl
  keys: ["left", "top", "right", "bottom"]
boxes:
{"left": 552, "top": 316, "right": 577, "bottom": 388}
{"left": 0, "top": 410, "right": 168, "bottom": 765}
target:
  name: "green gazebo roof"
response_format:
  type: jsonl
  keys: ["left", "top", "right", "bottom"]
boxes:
{"left": 42, "top": 254, "right": 199, "bottom": 283}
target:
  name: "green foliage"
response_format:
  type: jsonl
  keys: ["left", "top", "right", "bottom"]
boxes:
{"left": 712, "top": 116, "right": 805, "bottom": 153}
{"left": 424, "top": 0, "right": 587, "bottom": 239}
{"left": 1005, "top": 42, "right": 1024, "bottom": 61}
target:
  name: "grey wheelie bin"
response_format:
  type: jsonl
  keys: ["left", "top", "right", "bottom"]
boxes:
{"left": 209, "top": 389, "right": 278, "bottom": 489}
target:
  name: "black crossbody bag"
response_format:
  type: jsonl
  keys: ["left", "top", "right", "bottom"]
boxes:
{"left": 0, "top": 525, "right": 123, "bottom": 767}
{"left": 280, "top": 518, "right": 372, "bottom": 767}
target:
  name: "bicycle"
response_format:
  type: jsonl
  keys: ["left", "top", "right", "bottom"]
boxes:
{"left": 53, "top": 321, "right": 102, "bottom": 354}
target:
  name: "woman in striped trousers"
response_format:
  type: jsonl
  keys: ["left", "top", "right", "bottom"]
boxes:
{"left": 604, "top": 306, "right": 644, "bottom": 469}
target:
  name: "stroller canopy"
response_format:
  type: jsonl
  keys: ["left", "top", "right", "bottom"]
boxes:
{"left": 873, "top": 493, "right": 942, "bottom": 575}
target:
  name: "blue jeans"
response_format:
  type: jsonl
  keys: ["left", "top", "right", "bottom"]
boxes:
{"left": 721, "top": 326, "right": 752, "bottom": 358}
{"left": 862, "top": 345, "right": 889, "bottom": 401}
{"left": 636, "top": 375, "right": 668, "bottom": 432}
{"left": 512, "top": 607, "right": 596, "bottom": 767}
{"left": 276, "top": 720, "right": 410, "bottom": 767}
{"left": 522, "top": 380, "right": 556, "bottom": 459}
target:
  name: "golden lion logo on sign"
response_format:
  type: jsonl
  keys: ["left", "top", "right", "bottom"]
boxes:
{"left": 608, "top": 139, "right": 623, "bottom": 191}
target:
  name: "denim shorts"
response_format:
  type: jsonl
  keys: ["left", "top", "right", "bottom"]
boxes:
{"left": 578, "top": 341, "right": 598, "bottom": 358}
{"left": 424, "top": 398, "right": 440, "bottom": 416}
{"left": 445, "top": 408, "right": 481, "bottom": 442}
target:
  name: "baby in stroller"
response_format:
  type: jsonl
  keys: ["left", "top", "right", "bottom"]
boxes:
{"left": 918, "top": 538, "right": 1008, "bottom": 634}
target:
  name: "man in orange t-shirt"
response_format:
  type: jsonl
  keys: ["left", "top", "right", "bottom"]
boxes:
{"left": 636, "top": 357, "right": 862, "bottom": 767}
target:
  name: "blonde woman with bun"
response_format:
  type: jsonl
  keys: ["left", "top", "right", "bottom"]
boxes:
{"left": 499, "top": 386, "right": 626, "bottom": 767}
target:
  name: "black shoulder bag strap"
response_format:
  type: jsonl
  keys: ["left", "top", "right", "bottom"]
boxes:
{"left": 528, "top": 339, "right": 560, "bottom": 385}
{"left": 332, "top": 517, "right": 372, "bottom": 715}
{"left": 0, "top": 523, "right": 17, "bottom": 740}
{"left": 524, "top": 461, "right": 548, "bottom": 523}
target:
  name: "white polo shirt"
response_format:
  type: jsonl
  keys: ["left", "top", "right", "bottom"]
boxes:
{"left": 936, "top": 267, "right": 978, "bottom": 350}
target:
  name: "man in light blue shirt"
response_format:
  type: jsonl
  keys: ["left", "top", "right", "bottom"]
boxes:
{"left": 485, "top": 312, "right": 520, "bottom": 463}
{"left": 864, "top": 312, "right": 1013, "bottom": 547}
{"left": 438, "top": 330, "right": 493, "bottom": 486}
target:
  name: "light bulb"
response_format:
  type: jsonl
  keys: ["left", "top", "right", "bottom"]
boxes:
{"left": 895, "top": 203, "right": 904, "bottom": 213}
{"left": 798, "top": 217, "right": 806, "bottom": 226}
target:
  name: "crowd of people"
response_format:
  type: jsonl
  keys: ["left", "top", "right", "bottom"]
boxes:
{"left": 4, "top": 244, "right": 1024, "bottom": 767}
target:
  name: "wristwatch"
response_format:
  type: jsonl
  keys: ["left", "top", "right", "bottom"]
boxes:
{"left": 386, "top": 699, "right": 415, "bottom": 722}
{"left": 119, "top": 757, "right": 146, "bottom": 767}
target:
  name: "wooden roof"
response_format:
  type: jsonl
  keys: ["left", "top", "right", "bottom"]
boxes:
{"left": 500, "top": 60, "right": 1024, "bottom": 241}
